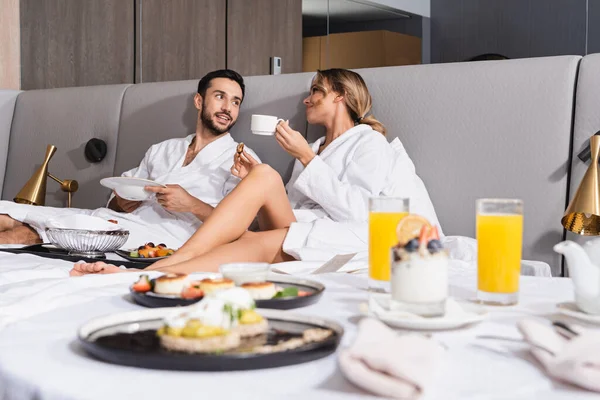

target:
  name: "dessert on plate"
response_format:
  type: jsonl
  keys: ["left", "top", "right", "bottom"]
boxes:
{"left": 391, "top": 215, "right": 448, "bottom": 316}
{"left": 158, "top": 287, "right": 266, "bottom": 353}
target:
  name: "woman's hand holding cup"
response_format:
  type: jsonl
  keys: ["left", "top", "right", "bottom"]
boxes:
{"left": 275, "top": 120, "right": 316, "bottom": 166}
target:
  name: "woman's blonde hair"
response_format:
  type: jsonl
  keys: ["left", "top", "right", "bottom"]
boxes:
{"left": 312, "top": 68, "right": 386, "bottom": 135}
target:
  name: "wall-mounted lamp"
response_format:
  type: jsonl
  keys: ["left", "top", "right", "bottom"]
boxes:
{"left": 14, "top": 145, "right": 79, "bottom": 207}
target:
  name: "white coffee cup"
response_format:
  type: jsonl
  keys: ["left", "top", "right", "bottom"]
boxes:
{"left": 251, "top": 114, "right": 284, "bottom": 136}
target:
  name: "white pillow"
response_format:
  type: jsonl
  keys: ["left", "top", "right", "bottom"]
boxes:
{"left": 384, "top": 137, "right": 444, "bottom": 236}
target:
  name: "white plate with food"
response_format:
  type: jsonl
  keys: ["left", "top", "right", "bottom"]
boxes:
{"left": 130, "top": 273, "right": 324, "bottom": 310}
{"left": 78, "top": 299, "right": 342, "bottom": 371}
{"left": 100, "top": 177, "right": 166, "bottom": 201}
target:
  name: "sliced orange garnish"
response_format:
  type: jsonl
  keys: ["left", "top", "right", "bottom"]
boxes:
{"left": 396, "top": 214, "right": 432, "bottom": 245}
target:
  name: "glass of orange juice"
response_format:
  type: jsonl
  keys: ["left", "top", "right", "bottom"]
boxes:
{"left": 476, "top": 198, "right": 523, "bottom": 305}
{"left": 369, "top": 197, "right": 409, "bottom": 292}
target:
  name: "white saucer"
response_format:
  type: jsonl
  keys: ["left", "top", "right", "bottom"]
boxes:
{"left": 100, "top": 177, "right": 166, "bottom": 201}
{"left": 364, "top": 294, "right": 487, "bottom": 331}
{"left": 556, "top": 302, "right": 600, "bottom": 324}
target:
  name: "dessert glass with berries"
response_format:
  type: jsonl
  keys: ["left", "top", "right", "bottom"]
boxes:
{"left": 390, "top": 215, "right": 448, "bottom": 317}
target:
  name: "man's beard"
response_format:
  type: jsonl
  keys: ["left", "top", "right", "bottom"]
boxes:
{"left": 201, "top": 107, "right": 236, "bottom": 136}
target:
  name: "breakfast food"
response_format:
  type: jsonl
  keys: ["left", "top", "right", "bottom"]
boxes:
{"left": 132, "top": 275, "right": 152, "bottom": 293}
{"left": 131, "top": 274, "right": 312, "bottom": 303}
{"left": 213, "top": 288, "right": 268, "bottom": 337}
{"left": 157, "top": 288, "right": 262, "bottom": 353}
{"left": 129, "top": 242, "right": 175, "bottom": 258}
{"left": 240, "top": 282, "right": 277, "bottom": 300}
{"left": 181, "top": 281, "right": 204, "bottom": 299}
{"left": 391, "top": 215, "right": 448, "bottom": 316}
{"left": 237, "top": 142, "right": 245, "bottom": 154}
{"left": 154, "top": 273, "right": 188, "bottom": 295}
{"left": 199, "top": 278, "right": 235, "bottom": 295}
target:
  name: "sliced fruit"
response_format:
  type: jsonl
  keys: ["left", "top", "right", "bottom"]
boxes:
{"left": 181, "top": 283, "right": 204, "bottom": 299}
{"left": 132, "top": 275, "right": 152, "bottom": 293}
{"left": 139, "top": 248, "right": 151, "bottom": 258}
{"left": 418, "top": 224, "right": 430, "bottom": 244}
{"left": 129, "top": 250, "right": 139, "bottom": 258}
{"left": 430, "top": 226, "right": 440, "bottom": 241}
{"left": 396, "top": 214, "right": 432, "bottom": 245}
{"left": 156, "top": 248, "right": 170, "bottom": 257}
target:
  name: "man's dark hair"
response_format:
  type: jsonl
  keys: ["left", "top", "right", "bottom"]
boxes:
{"left": 197, "top": 69, "right": 245, "bottom": 102}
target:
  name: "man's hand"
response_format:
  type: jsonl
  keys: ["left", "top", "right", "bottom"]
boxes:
{"left": 231, "top": 150, "right": 260, "bottom": 179}
{"left": 108, "top": 192, "right": 142, "bottom": 213}
{"left": 275, "top": 120, "right": 316, "bottom": 166}
{"left": 145, "top": 184, "right": 205, "bottom": 214}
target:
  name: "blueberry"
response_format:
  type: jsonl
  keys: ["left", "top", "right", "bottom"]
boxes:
{"left": 146, "top": 242, "right": 155, "bottom": 248}
{"left": 404, "top": 238, "right": 419, "bottom": 252}
{"left": 427, "top": 239, "right": 443, "bottom": 253}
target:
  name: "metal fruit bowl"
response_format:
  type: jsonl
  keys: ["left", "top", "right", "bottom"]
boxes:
{"left": 45, "top": 227, "right": 129, "bottom": 258}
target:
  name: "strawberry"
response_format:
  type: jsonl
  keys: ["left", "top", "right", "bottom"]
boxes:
{"left": 132, "top": 275, "right": 152, "bottom": 293}
{"left": 430, "top": 226, "right": 440, "bottom": 240}
{"left": 181, "top": 282, "right": 204, "bottom": 299}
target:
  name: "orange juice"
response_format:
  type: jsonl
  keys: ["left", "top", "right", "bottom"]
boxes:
{"left": 477, "top": 213, "right": 523, "bottom": 293}
{"left": 369, "top": 212, "right": 408, "bottom": 281}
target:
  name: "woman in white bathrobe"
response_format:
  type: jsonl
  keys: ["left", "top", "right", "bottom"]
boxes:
{"left": 71, "top": 68, "right": 396, "bottom": 276}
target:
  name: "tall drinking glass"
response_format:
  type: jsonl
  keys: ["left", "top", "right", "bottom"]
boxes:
{"left": 476, "top": 198, "right": 523, "bottom": 305}
{"left": 369, "top": 197, "right": 409, "bottom": 292}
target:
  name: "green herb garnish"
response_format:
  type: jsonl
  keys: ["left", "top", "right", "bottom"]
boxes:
{"left": 273, "top": 287, "right": 299, "bottom": 298}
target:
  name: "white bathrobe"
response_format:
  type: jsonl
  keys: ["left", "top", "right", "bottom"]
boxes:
{"left": 0, "top": 133, "right": 258, "bottom": 248}
{"left": 283, "top": 124, "right": 396, "bottom": 261}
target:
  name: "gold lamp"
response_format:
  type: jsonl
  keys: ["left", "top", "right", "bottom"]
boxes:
{"left": 562, "top": 135, "right": 600, "bottom": 235}
{"left": 14, "top": 145, "right": 79, "bottom": 207}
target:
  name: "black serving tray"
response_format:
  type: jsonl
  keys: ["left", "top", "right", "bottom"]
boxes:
{"left": 0, "top": 244, "right": 149, "bottom": 269}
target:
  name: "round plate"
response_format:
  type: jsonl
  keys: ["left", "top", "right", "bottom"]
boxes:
{"left": 100, "top": 177, "right": 166, "bottom": 201}
{"left": 78, "top": 308, "right": 343, "bottom": 371}
{"left": 130, "top": 275, "right": 325, "bottom": 310}
{"left": 366, "top": 295, "right": 487, "bottom": 331}
{"left": 115, "top": 249, "right": 169, "bottom": 263}
{"left": 556, "top": 302, "right": 600, "bottom": 324}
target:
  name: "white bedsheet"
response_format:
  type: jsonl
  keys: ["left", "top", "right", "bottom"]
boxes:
{"left": 0, "top": 249, "right": 592, "bottom": 400}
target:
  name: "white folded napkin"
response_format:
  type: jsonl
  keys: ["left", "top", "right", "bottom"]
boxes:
{"left": 45, "top": 215, "right": 122, "bottom": 231}
{"left": 339, "top": 318, "right": 445, "bottom": 399}
{"left": 518, "top": 319, "right": 600, "bottom": 392}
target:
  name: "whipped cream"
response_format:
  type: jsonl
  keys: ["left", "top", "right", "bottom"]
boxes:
{"left": 391, "top": 252, "right": 448, "bottom": 304}
{"left": 163, "top": 287, "right": 256, "bottom": 330}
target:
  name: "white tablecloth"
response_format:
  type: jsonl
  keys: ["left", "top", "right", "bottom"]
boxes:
{"left": 0, "top": 251, "right": 597, "bottom": 400}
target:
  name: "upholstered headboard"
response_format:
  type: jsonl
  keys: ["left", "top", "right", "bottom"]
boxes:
{"left": 1, "top": 55, "right": 586, "bottom": 273}
{"left": 2, "top": 85, "right": 130, "bottom": 208}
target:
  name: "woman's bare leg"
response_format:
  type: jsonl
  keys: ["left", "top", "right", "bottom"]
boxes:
{"left": 148, "top": 229, "right": 293, "bottom": 274}
{"left": 152, "top": 165, "right": 295, "bottom": 269}
{"left": 0, "top": 215, "right": 23, "bottom": 232}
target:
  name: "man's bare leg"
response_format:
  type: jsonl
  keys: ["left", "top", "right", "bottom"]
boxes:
{"left": 0, "top": 226, "right": 41, "bottom": 244}
{"left": 0, "top": 214, "right": 23, "bottom": 232}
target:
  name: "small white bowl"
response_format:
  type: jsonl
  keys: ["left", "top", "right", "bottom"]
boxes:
{"left": 219, "top": 263, "right": 271, "bottom": 285}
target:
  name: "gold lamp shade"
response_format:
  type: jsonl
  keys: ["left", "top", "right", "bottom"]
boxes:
{"left": 14, "top": 144, "right": 79, "bottom": 207}
{"left": 562, "top": 135, "right": 600, "bottom": 235}
{"left": 14, "top": 145, "right": 57, "bottom": 206}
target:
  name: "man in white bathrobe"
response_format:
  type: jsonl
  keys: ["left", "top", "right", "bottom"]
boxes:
{"left": 0, "top": 69, "right": 259, "bottom": 248}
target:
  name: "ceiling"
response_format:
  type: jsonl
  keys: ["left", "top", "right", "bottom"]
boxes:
{"left": 302, "top": 0, "right": 411, "bottom": 23}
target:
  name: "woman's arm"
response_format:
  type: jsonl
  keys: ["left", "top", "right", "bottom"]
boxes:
{"left": 293, "top": 137, "right": 394, "bottom": 222}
